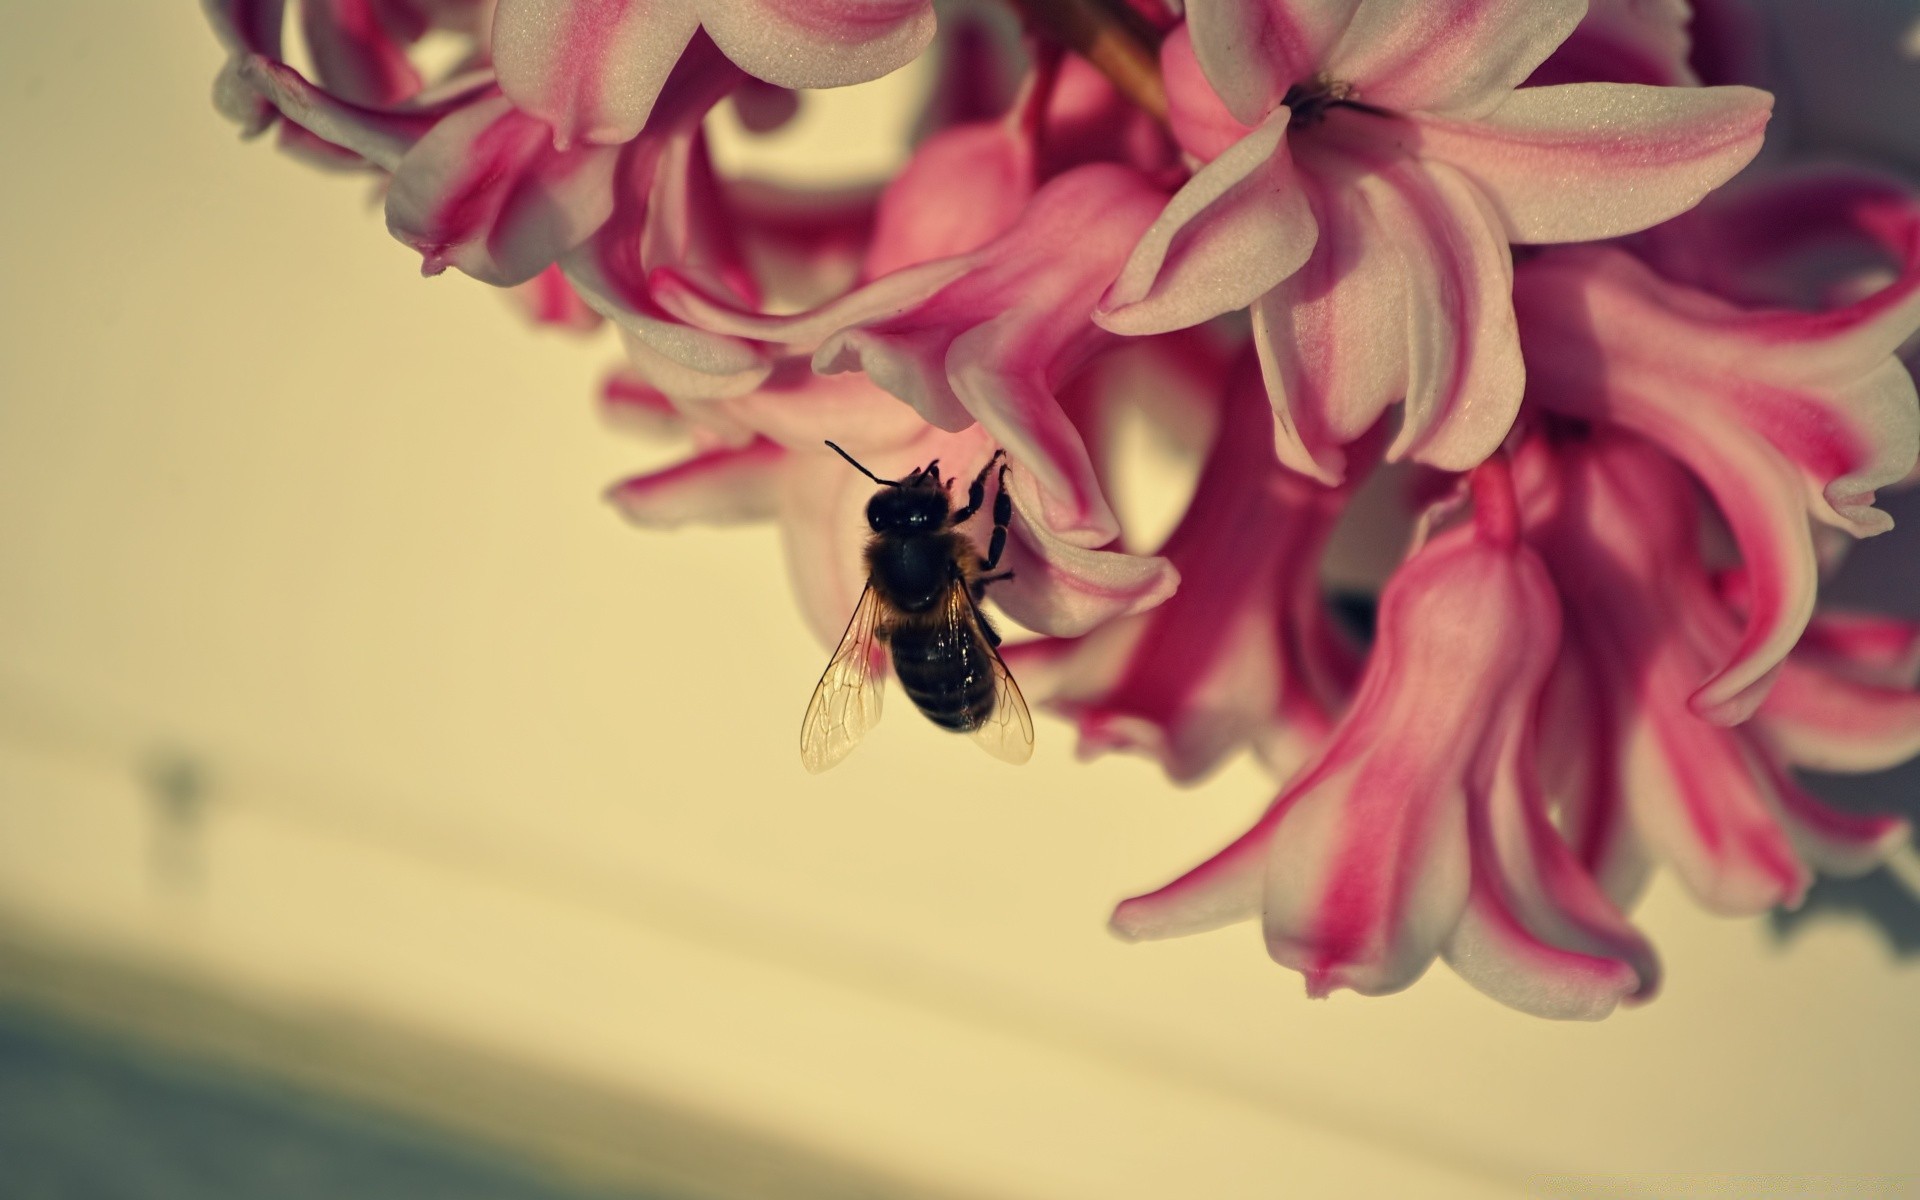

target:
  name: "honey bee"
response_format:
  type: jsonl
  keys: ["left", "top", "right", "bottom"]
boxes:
{"left": 800, "top": 441, "right": 1035, "bottom": 773}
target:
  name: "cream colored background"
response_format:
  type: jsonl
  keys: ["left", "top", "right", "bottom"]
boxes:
{"left": 2, "top": 5, "right": 1918, "bottom": 1197}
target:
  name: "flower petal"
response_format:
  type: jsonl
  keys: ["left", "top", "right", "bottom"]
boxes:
{"left": 1327, "top": 0, "right": 1584, "bottom": 119}
{"left": 1379, "top": 159, "right": 1525, "bottom": 471}
{"left": 1416, "top": 83, "right": 1772, "bottom": 243}
{"left": 301, "top": 0, "right": 425, "bottom": 106}
{"left": 1756, "top": 653, "right": 1920, "bottom": 773}
{"left": 386, "top": 94, "right": 620, "bottom": 285}
{"left": 606, "top": 437, "right": 785, "bottom": 526}
{"left": 204, "top": 0, "right": 288, "bottom": 135}
{"left": 1096, "top": 109, "right": 1317, "bottom": 336}
{"left": 1769, "top": 771, "right": 1910, "bottom": 880}
{"left": 1442, "top": 725, "right": 1658, "bottom": 1020}
{"left": 1621, "top": 675, "right": 1809, "bottom": 915}
{"left": 493, "top": 0, "right": 700, "bottom": 147}
{"left": 1012, "top": 364, "right": 1356, "bottom": 781}
{"left": 1517, "top": 246, "right": 1920, "bottom": 721}
{"left": 991, "top": 467, "right": 1179, "bottom": 639}
{"left": 1529, "top": 0, "right": 1699, "bottom": 87}
{"left": 1185, "top": 0, "right": 1360, "bottom": 127}
{"left": 699, "top": 0, "right": 936, "bottom": 92}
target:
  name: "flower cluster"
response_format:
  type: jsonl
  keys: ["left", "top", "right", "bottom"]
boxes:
{"left": 205, "top": 0, "right": 1920, "bottom": 1017}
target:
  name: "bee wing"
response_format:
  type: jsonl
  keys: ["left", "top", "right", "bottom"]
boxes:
{"left": 947, "top": 583, "right": 1035, "bottom": 766}
{"left": 800, "top": 583, "right": 888, "bottom": 773}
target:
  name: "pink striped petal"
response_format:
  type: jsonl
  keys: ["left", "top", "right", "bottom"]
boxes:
{"left": 1118, "top": 467, "right": 1583, "bottom": 1007}
{"left": 1326, "top": 0, "right": 1583, "bottom": 119}
{"left": 1380, "top": 159, "right": 1524, "bottom": 471}
{"left": 1247, "top": 157, "right": 1407, "bottom": 484}
{"left": 1246, "top": 145, "right": 1522, "bottom": 482}
{"left": 511, "top": 264, "right": 606, "bottom": 332}
{"left": 204, "top": 0, "right": 287, "bottom": 135}
{"left": 1011, "top": 362, "right": 1357, "bottom": 782}
{"left": 1096, "top": 108, "right": 1317, "bottom": 336}
{"left": 1755, "top": 651, "right": 1920, "bottom": 774}
{"left": 1620, "top": 666, "right": 1809, "bottom": 915}
{"left": 1517, "top": 247, "right": 1920, "bottom": 722}
{"left": 606, "top": 438, "right": 785, "bottom": 526}
{"left": 991, "top": 493, "right": 1180, "bottom": 640}
{"left": 301, "top": 0, "right": 425, "bottom": 105}
{"left": 1441, "top": 731, "right": 1657, "bottom": 1019}
{"left": 494, "top": 0, "right": 932, "bottom": 148}
{"left": 676, "top": 165, "right": 1164, "bottom": 540}
{"left": 698, "top": 0, "right": 935, "bottom": 92}
{"left": 387, "top": 94, "right": 620, "bottom": 285}
{"left": 236, "top": 55, "right": 467, "bottom": 168}
{"left": 493, "top": 0, "right": 700, "bottom": 148}
{"left": 1415, "top": 83, "right": 1772, "bottom": 244}
{"left": 1769, "top": 772, "right": 1910, "bottom": 880}
{"left": 1184, "top": 0, "right": 1360, "bottom": 126}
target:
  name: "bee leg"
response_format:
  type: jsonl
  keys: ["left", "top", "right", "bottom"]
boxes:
{"left": 951, "top": 449, "right": 1007, "bottom": 525}
{"left": 980, "top": 462, "right": 1012, "bottom": 571}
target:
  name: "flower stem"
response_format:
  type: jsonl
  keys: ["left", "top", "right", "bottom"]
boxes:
{"left": 1007, "top": 0, "right": 1167, "bottom": 123}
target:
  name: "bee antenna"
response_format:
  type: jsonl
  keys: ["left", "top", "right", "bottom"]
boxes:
{"left": 824, "top": 440, "right": 900, "bottom": 487}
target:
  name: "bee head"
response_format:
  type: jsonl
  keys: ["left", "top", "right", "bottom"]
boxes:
{"left": 866, "top": 472, "right": 950, "bottom": 532}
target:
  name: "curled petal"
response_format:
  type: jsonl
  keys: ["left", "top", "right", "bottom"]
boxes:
{"left": 1415, "top": 83, "right": 1772, "bottom": 244}
{"left": 1756, "top": 653, "right": 1920, "bottom": 773}
{"left": 493, "top": 0, "right": 700, "bottom": 147}
{"left": 1327, "top": 0, "right": 1584, "bottom": 119}
{"left": 204, "top": 0, "right": 287, "bottom": 135}
{"left": 236, "top": 55, "right": 461, "bottom": 168}
{"left": 674, "top": 166, "right": 1164, "bottom": 539}
{"left": 698, "top": 0, "right": 936, "bottom": 93}
{"left": 1619, "top": 661, "right": 1810, "bottom": 914}
{"left": 386, "top": 95, "right": 620, "bottom": 285}
{"left": 1096, "top": 110, "right": 1316, "bottom": 336}
{"left": 1118, "top": 481, "right": 1573, "bottom": 1006}
{"left": 301, "top": 0, "right": 425, "bottom": 105}
{"left": 1012, "top": 366, "right": 1356, "bottom": 782}
{"left": 991, "top": 468, "right": 1179, "bottom": 639}
{"left": 1517, "top": 247, "right": 1920, "bottom": 721}
{"left": 1769, "top": 772, "right": 1910, "bottom": 880}
{"left": 1442, "top": 729, "right": 1658, "bottom": 1019}
{"left": 606, "top": 438, "right": 785, "bottom": 526}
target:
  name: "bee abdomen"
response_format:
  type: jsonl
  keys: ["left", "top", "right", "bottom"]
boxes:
{"left": 890, "top": 626, "right": 996, "bottom": 732}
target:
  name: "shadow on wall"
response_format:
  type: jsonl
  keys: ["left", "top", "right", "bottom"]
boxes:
{"left": 0, "top": 1004, "right": 656, "bottom": 1200}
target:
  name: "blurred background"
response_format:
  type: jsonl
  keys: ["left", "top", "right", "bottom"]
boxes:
{"left": 3, "top": 4, "right": 1920, "bottom": 1198}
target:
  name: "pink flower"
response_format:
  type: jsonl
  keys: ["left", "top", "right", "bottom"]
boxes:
{"left": 1113, "top": 459, "right": 1660, "bottom": 1019}
{"left": 491, "top": 0, "right": 936, "bottom": 148}
{"left": 202, "top": 0, "right": 1920, "bottom": 1021}
{"left": 1009, "top": 348, "right": 1361, "bottom": 782}
{"left": 651, "top": 160, "right": 1173, "bottom": 543}
{"left": 1094, "top": 0, "right": 1772, "bottom": 482}
{"left": 1520, "top": 432, "right": 1912, "bottom": 916}
{"left": 1514, "top": 230, "right": 1920, "bottom": 724}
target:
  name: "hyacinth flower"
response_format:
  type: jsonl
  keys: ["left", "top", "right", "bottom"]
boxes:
{"left": 203, "top": 0, "right": 1920, "bottom": 1018}
{"left": 1091, "top": 0, "right": 1774, "bottom": 482}
{"left": 1112, "top": 458, "right": 1662, "bottom": 1019}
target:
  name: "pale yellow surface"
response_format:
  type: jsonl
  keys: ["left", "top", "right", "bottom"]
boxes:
{"left": 2, "top": 6, "right": 1918, "bottom": 1199}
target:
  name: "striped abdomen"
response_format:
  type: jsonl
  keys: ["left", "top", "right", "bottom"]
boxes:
{"left": 889, "top": 620, "right": 997, "bottom": 732}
